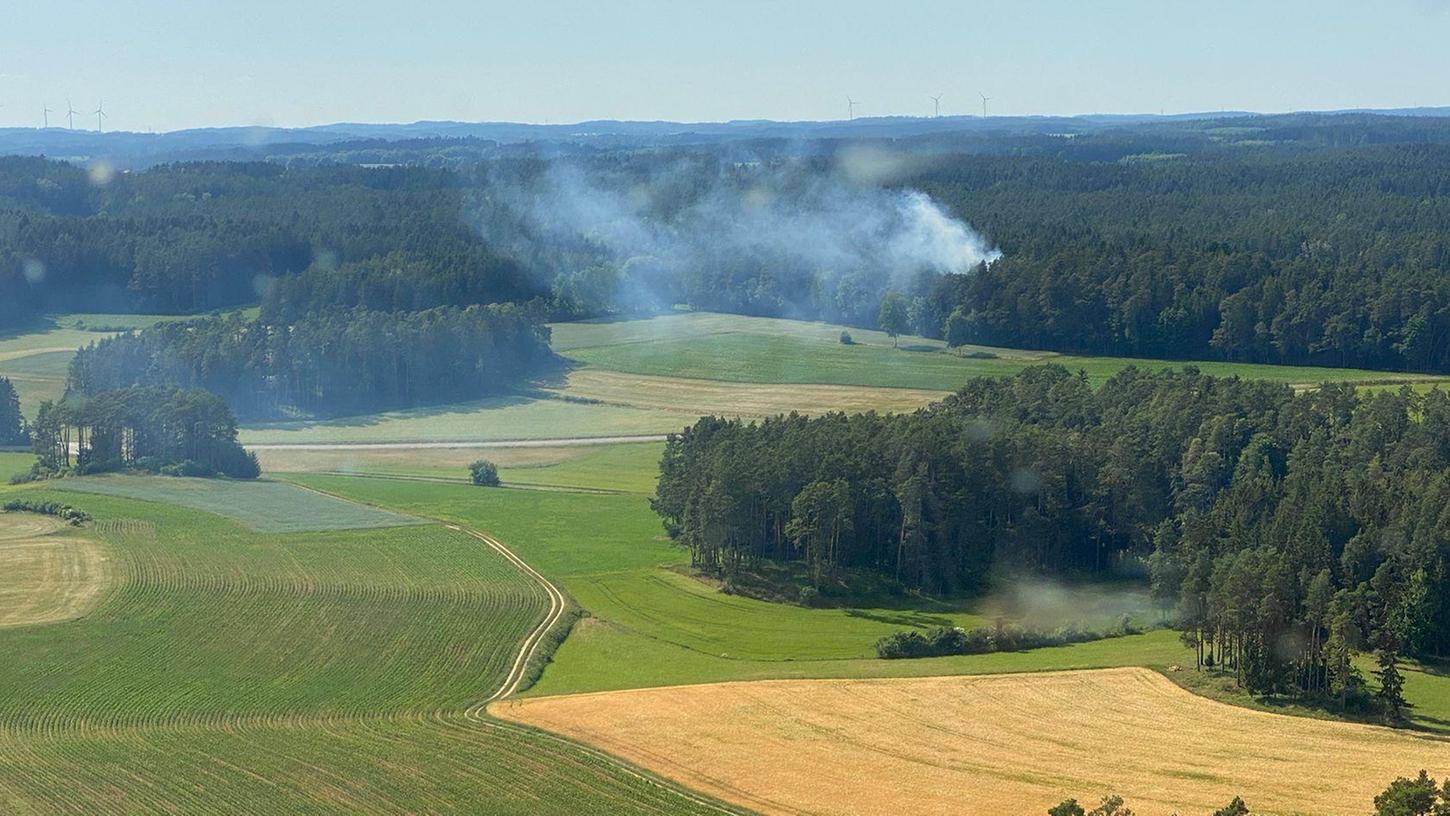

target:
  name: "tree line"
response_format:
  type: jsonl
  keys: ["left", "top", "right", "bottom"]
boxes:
{"left": 26, "top": 385, "right": 257, "bottom": 479}
{"left": 65, "top": 304, "right": 555, "bottom": 419}
{"left": 656, "top": 365, "right": 1448, "bottom": 713}
{"left": 0, "top": 158, "right": 540, "bottom": 329}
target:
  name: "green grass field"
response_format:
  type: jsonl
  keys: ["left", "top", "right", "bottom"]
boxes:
{"left": 297, "top": 473, "right": 1450, "bottom": 731}
{"left": 56, "top": 475, "right": 425, "bottom": 532}
{"left": 0, "top": 479, "right": 732, "bottom": 814}
{"left": 238, "top": 394, "right": 694, "bottom": 445}
{"left": 562, "top": 313, "right": 1444, "bottom": 391}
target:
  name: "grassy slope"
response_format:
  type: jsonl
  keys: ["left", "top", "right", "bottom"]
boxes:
{"left": 564, "top": 316, "right": 1443, "bottom": 391}
{"left": 297, "top": 472, "right": 1450, "bottom": 732}
{"left": 0, "top": 481, "right": 729, "bottom": 815}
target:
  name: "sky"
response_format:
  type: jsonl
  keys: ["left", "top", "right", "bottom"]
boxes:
{"left": 1, "top": 0, "right": 1448, "bottom": 132}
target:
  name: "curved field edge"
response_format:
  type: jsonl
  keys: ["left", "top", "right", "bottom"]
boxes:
{"left": 497, "top": 667, "right": 1450, "bottom": 816}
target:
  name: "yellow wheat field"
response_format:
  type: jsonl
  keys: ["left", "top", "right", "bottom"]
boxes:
{"left": 0, "top": 514, "right": 111, "bottom": 628}
{"left": 498, "top": 667, "right": 1450, "bottom": 816}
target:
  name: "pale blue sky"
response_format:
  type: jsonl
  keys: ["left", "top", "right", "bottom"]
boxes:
{"left": 1, "top": 0, "right": 1448, "bottom": 132}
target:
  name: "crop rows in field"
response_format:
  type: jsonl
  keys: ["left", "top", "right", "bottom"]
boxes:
{"left": 0, "top": 711, "right": 736, "bottom": 816}
{"left": 0, "top": 490, "right": 546, "bottom": 733}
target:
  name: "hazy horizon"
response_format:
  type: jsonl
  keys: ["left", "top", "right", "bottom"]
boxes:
{"left": 3, "top": 0, "right": 1449, "bottom": 133}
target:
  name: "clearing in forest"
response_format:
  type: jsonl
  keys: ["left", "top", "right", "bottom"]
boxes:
{"left": 0, "top": 513, "right": 111, "bottom": 627}
{"left": 498, "top": 667, "right": 1450, "bottom": 816}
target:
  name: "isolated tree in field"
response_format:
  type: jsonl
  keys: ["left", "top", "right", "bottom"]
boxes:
{"left": 1212, "top": 796, "right": 1251, "bottom": 816}
{"left": 0, "top": 377, "right": 26, "bottom": 446}
{"left": 943, "top": 306, "right": 973, "bottom": 350}
{"left": 1047, "top": 799, "right": 1086, "bottom": 816}
{"left": 469, "top": 459, "right": 500, "bottom": 487}
{"left": 877, "top": 291, "right": 910, "bottom": 348}
{"left": 1377, "top": 648, "right": 1407, "bottom": 719}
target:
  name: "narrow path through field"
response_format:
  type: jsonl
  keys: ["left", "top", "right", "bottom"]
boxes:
{"left": 288, "top": 479, "right": 748, "bottom": 815}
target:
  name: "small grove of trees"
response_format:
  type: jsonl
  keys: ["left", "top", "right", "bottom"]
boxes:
{"left": 1374, "top": 771, "right": 1450, "bottom": 816}
{"left": 469, "top": 459, "right": 500, "bottom": 486}
{"left": 656, "top": 365, "right": 1450, "bottom": 715}
{"left": 66, "top": 304, "right": 555, "bottom": 419}
{"left": 0, "top": 376, "right": 27, "bottom": 446}
{"left": 28, "top": 386, "right": 258, "bottom": 479}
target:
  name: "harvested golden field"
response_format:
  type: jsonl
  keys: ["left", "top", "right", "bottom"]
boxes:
{"left": 498, "top": 667, "right": 1450, "bottom": 816}
{"left": 0, "top": 514, "right": 111, "bottom": 627}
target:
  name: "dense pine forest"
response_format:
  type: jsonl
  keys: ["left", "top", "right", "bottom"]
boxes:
{"left": 8, "top": 119, "right": 1450, "bottom": 373}
{"left": 655, "top": 366, "right": 1444, "bottom": 711}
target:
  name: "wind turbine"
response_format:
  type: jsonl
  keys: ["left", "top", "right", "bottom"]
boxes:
{"left": 979, "top": 92, "right": 991, "bottom": 118}
{"left": 94, "top": 101, "right": 106, "bottom": 132}
{"left": 66, "top": 100, "right": 78, "bottom": 130}
{"left": 929, "top": 94, "right": 942, "bottom": 118}
{"left": 43, "top": 105, "right": 52, "bottom": 128}
{"left": 847, "top": 96, "right": 859, "bottom": 121}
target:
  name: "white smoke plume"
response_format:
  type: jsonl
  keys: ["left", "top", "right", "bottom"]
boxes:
{"left": 470, "top": 152, "right": 999, "bottom": 321}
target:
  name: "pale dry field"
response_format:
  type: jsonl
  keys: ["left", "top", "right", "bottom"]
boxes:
{"left": 256, "top": 444, "right": 584, "bottom": 473}
{"left": 498, "top": 667, "right": 1450, "bottom": 816}
{"left": 554, "top": 368, "right": 948, "bottom": 417}
{"left": 0, "top": 514, "right": 112, "bottom": 627}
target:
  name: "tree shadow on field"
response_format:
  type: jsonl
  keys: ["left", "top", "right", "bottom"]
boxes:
{"left": 843, "top": 608, "right": 958, "bottom": 629}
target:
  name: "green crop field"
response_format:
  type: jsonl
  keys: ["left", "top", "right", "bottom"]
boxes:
{"left": 561, "top": 313, "right": 1444, "bottom": 391}
{"left": 297, "top": 472, "right": 1450, "bottom": 730}
{"left": 57, "top": 475, "right": 426, "bottom": 532}
{"left": 0, "top": 480, "right": 734, "bottom": 814}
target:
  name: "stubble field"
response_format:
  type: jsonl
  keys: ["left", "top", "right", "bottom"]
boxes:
{"left": 499, "top": 667, "right": 1450, "bottom": 816}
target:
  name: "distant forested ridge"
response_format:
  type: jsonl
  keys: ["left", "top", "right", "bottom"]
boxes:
{"left": 0, "top": 158, "right": 540, "bottom": 328}
{"left": 10, "top": 121, "right": 1450, "bottom": 372}
{"left": 29, "top": 385, "right": 257, "bottom": 479}
{"left": 657, "top": 366, "right": 1446, "bottom": 708}
{"left": 65, "top": 305, "right": 554, "bottom": 419}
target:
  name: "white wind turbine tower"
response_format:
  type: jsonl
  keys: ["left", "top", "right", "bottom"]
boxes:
{"left": 847, "top": 96, "right": 859, "bottom": 120}
{"left": 929, "top": 94, "right": 942, "bottom": 118}
{"left": 66, "top": 100, "right": 78, "bottom": 129}
{"left": 978, "top": 92, "right": 990, "bottom": 118}
{"left": 94, "top": 101, "right": 106, "bottom": 132}
{"left": 43, "top": 105, "right": 52, "bottom": 128}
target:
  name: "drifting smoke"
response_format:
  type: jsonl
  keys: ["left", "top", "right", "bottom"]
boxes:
{"left": 470, "top": 152, "right": 1000, "bottom": 322}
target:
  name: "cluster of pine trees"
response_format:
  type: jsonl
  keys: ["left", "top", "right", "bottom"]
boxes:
{"left": 28, "top": 385, "right": 257, "bottom": 479}
{"left": 65, "top": 305, "right": 554, "bottom": 419}
{"left": 656, "top": 366, "right": 1446, "bottom": 709}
